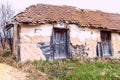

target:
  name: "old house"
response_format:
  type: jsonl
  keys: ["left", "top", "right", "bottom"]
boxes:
{"left": 6, "top": 4, "right": 120, "bottom": 61}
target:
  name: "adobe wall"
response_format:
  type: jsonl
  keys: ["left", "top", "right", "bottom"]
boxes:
{"left": 69, "top": 24, "right": 100, "bottom": 57}
{"left": 19, "top": 23, "right": 120, "bottom": 61}
{"left": 19, "top": 24, "right": 53, "bottom": 61}
{"left": 19, "top": 23, "right": 101, "bottom": 61}
{"left": 112, "top": 33, "right": 120, "bottom": 58}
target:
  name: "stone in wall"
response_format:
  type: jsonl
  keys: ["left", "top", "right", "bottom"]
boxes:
{"left": 71, "top": 44, "right": 88, "bottom": 57}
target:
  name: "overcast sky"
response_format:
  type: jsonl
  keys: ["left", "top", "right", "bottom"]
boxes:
{"left": 1, "top": 0, "right": 120, "bottom": 14}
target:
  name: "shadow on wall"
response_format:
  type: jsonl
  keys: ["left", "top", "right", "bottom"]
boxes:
{"left": 37, "top": 42, "right": 52, "bottom": 60}
{"left": 37, "top": 42, "right": 88, "bottom": 60}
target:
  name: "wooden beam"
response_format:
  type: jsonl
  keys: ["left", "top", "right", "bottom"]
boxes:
{"left": 5, "top": 22, "right": 19, "bottom": 30}
{"left": 13, "top": 24, "right": 18, "bottom": 57}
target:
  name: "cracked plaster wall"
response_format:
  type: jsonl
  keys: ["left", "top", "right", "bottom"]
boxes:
{"left": 19, "top": 23, "right": 120, "bottom": 61}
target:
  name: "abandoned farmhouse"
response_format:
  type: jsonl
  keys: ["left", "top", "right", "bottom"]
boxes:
{"left": 6, "top": 4, "right": 120, "bottom": 61}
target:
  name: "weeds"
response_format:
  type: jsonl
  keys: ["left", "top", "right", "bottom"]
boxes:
{"left": 0, "top": 51, "right": 47, "bottom": 80}
{"left": 32, "top": 58, "right": 120, "bottom": 80}
{"left": 1, "top": 50, "right": 120, "bottom": 80}
{"left": 1, "top": 50, "right": 12, "bottom": 57}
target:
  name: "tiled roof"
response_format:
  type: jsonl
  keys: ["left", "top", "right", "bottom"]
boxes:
{"left": 14, "top": 4, "right": 120, "bottom": 30}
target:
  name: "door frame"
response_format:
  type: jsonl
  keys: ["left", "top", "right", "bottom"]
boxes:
{"left": 50, "top": 27, "right": 71, "bottom": 60}
{"left": 100, "top": 30, "right": 112, "bottom": 56}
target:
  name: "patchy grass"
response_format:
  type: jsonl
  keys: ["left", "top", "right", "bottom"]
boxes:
{"left": 31, "top": 57, "right": 120, "bottom": 80}
{"left": 1, "top": 49, "right": 120, "bottom": 80}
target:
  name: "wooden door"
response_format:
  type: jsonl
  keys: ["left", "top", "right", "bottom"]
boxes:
{"left": 101, "top": 31, "right": 112, "bottom": 56}
{"left": 51, "top": 28, "right": 68, "bottom": 59}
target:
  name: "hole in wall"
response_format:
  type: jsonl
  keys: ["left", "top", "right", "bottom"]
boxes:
{"left": 119, "top": 33, "right": 120, "bottom": 35}
{"left": 34, "top": 29, "right": 42, "bottom": 34}
{"left": 91, "top": 31, "right": 93, "bottom": 34}
{"left": 118, "top": 51, "right": 120, "bottom": 53}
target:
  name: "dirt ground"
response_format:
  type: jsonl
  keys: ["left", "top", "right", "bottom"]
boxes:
{"left": 0, "top": 41, "right": 47, "bottom": 80}
{"left": 0, "top": 56, "right": 48, "bottom": 80}
{"left": 0, "top": 63, "right": 26, "bottom": 80}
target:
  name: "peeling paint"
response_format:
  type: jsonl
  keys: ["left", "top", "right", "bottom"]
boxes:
{"left": 112, "top": 33, "right": 120, "bottom": 58}
{"left": 20, "top": 24, "right": 53, "bottom": 37}
{"left": 19, "top": 24, "right": 53, "bottom": 61}
{"left": 37, "top": 42, "right": 51, "bottom": 60}
{"left": 17, "top": 23, "right": 120, "bottom": 61}
{"left": 69, "top": 24, "right": 100, "bottom": 42}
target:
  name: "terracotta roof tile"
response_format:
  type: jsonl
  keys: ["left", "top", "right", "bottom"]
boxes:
{"left": 14, "top": 4, "right": 120, "bottom": 30}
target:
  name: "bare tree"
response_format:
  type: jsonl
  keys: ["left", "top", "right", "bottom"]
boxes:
{"left": 0, "top": 2, "right": 14, "bottom": 53}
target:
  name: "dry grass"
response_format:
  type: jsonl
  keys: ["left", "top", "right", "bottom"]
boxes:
{"left": 1, "top": 45, "right": 120, "bottom": 80}
{"left": 0, "top": 51, "right": 48, "bottom": 80}
{"left": 0, "top": 42, "right": 47, "bottom": 80}
{"left": 32, "top": 57, "right": 120, "bottom": 80}
{"left": 0, "top": 41, "right": 10, "bottom": 54}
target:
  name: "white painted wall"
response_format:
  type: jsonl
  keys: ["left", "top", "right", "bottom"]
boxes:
{"left": 20, "top": 24, "right": 53, "bottom": 37}
{"left": 69, "top": 24, "right": 100, "bottom": 43}
{"left": 19, "top": 23, "right": 120, "bottom": 61}
{"left": 69, "top": 24, "right": 100, "bottom": 57}
{"left": 20, "top": 24, "right": 53, "bottom": 61}
{"left": 112, "top": 33, "right": 120, "bottom": 58}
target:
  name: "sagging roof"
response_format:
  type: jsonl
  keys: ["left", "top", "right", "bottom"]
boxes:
{"left": 14, "top": 4, "right": 120, "bottom": 30}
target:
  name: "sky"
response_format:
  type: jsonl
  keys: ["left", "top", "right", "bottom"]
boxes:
{"left": 1, "top": 0, "right": 120, "bottom": 14}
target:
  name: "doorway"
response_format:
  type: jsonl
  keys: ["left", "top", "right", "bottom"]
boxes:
{"left": 51, "top": 28, "right": 70, "bottom": 59}
{"left": 100, "top": 31, "right": 112, "bottom": 56}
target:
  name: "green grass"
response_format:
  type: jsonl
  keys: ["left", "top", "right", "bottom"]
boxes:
{"left": 31, "top": 58, "right": 120, "bottom": 80}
